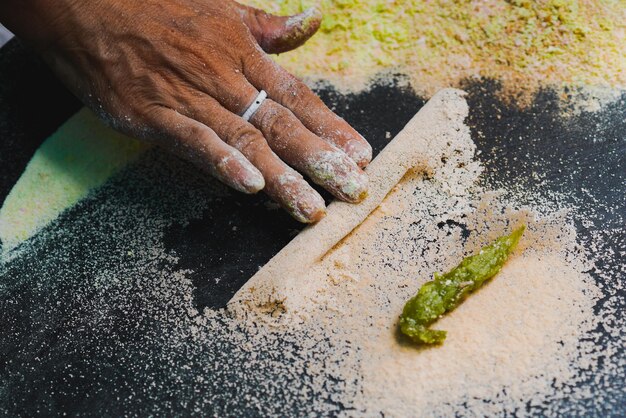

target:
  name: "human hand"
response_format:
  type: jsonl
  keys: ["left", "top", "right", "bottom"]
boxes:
{"left": 1, "top": 0, "right": 372, "bottom": 222}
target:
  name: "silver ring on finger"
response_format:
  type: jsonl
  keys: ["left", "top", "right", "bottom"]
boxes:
{"left": 241, "top": 90, "right": 267, "bottom": 122}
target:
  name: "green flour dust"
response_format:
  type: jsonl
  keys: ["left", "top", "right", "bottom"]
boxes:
{"left": 245, "top": 0, "right": 626, "bottom": 99}
{"left": 0, "top": 109, "right": 145, "bottom": 251}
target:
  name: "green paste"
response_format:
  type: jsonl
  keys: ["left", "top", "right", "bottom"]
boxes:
{"left": 399, "top": 225, "right": 525, "bottom": 345}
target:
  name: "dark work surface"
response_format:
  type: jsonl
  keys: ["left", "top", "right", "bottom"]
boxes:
{"left": 0, "top": 39, "right": 81, "bottom": 201}
{"left": 0, "top": 38, "right": 624, "bottom": 416}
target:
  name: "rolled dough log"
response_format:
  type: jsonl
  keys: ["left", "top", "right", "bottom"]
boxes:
{"left": 228, "top": 88, "right": 468, "bottom": 318}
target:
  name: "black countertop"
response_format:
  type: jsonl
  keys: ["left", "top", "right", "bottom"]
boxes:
{"left": 1, "top": 38, "right": 624, "bottom": 416}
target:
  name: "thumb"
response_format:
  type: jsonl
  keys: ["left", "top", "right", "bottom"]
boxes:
{"left": 235, "top": 4, "right": 322, "bottom": 54}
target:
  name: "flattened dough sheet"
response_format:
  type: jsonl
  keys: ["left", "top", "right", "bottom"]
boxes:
{"left": 228, "top": 88, "right": 468, "bottom": 317}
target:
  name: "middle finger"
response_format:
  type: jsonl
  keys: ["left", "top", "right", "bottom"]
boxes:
{"left": 249, "top": 97, "right": 368, "bottom": 203}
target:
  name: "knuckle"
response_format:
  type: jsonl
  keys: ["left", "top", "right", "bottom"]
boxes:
{"left": 260, "top": 104, "right": 293, "bottom": 141}
{"left": 280, "top": 78, "right": 316, "bottom": 110}
{"left": 185, "top": 123, "right": 208, "bottom": 142}
{"left": 243, "top": 48, "right": 269, "bottom": 76}
{"left": 229, "top": 124, "right": 267, "bottom": 155}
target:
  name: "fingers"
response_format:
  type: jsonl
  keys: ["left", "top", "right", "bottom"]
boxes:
{"left": 250, "top": 98, "right": 368, "bottom": 203}
{"left": 182, "top": 93, "right": 326, "bottom": 222}
{"left": 146, "top": 106, "right": 264, "bottom": 194}
{"left": 189, "top": 71, "right": 368, "bottom": 203}
{"left": 243, "top": 54, "right": 373, "bottom": 167}
{"left": 268, "top": 168, "right": 326, "bottom": 222}
{"left": 235, "top": 4, "right": 322, "bottom": 54}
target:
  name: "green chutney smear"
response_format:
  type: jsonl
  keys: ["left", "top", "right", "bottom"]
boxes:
{"left": 399, "top": 225, "right": 525, "bottom": 345}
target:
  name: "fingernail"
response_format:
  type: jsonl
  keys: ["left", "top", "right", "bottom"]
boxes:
{"left": 217, "top": 152, "right": 265, "bottom": 194}
{"left": 276, "top": 172, "right": 326, "bottom": 223}
{"left": 345, "top": 138, "right": 373, "bottom": 168}
{"left": 274, "top": 7, "right": 322, "bottom": 53}
{"left": 239, "top": 166, "right": 266, "bottom": 193}
{"left": 298, "top": 190, "right": 326, "bottom": 222}
{"left": 287, "top": 7, "right": 322, "bottom": 30}
{"left": 308, "top": 151, "right": 369, "bottom": 203}
{"left": 294, "top": 193, "right": 326, "bottom": 223}
{"left": 338, "top": 169, "right": 369, "bottom": 203}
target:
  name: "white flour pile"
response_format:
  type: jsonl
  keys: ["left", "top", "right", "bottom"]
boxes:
{"left": 1, "top": 90, "right": 623, "bottom": 416}
{"left": 290, "top": 173, "right": 602, "bottom": 415}
{"left": 231, "top": 90, "right": 606, "bottom": 414}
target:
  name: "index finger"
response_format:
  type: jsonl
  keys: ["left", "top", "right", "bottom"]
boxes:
{"left": 243, "top": 53, "right": 372, "bottom": 168}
